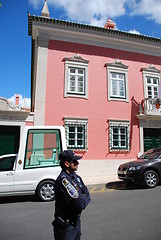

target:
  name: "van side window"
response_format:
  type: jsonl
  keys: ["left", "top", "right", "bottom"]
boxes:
{"left": 0, "top": 156, "right": 16, "bottom": 171}
{"left": 24, "top": 129, "right": 62, "bottom": 169}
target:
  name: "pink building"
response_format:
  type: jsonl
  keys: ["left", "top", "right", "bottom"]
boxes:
{"left": 28, "top": 1, "right": 161, "bottom": 183}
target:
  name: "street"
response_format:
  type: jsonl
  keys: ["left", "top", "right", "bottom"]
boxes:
{"left": 1, "top": 181, "right": 161, "bottom": 240}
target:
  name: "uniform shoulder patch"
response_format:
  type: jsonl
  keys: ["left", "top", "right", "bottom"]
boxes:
{"left": 62, "top": 178, "right": 79, "bottom": 199}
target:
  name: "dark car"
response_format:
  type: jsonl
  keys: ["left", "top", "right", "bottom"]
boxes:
{"left": 118, "top": 147, "right": 161, "bottom": 188}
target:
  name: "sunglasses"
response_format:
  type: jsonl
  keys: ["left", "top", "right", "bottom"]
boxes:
{"left": 70, "top": 160, "right": 79, "bottom": 165}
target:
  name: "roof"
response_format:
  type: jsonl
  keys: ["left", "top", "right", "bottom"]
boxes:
{"left": 28, "top": 14, "right": 161, "bottom": 44}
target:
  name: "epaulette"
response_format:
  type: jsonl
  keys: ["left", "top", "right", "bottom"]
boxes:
{"left": 62, "top": 178, "right": 79, "bottom": 199}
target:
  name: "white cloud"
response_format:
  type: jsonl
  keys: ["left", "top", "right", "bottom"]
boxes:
{"left": 52, "top": 0, "right": 127, "bottom": 26}
{"left": 128, "top": 29, "right": 141, "bottom": 35}
{"left": 29, "top": 0, "right": 127, "bottom": 26}
{"left": 128, "top": 0, "right": 161, "bottom": 24}
{"left": 28, "top": 0, "right": 42, "bottom": 9}
{"left": 29, "top": 0, "right": 161, "bottom": 26}
{"left": 8, "top": 94, "right": 31, "bottom": 109}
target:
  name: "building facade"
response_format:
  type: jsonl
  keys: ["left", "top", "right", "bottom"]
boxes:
{"left": 28, "top": 2, "right": 161, "bottom": 183}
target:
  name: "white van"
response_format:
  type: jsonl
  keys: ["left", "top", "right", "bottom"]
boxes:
{"left": 0, "top": 126, "right": 66, "bottom": 201}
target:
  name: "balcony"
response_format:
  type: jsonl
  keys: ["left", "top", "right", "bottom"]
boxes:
{"left": 142, "top": 98, "right": 161, "bottom": 116}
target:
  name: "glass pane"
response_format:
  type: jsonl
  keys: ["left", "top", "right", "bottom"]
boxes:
{"left": 113, "top": 128, "right": 118, "bottom": 134}
{"left": 119, "top": 81, "right": 125, "bottom": 97}
{"left": 111, "top": 73, "right": 117, "bottom": 79}
{"left": 69, "top": 132, "right": 75, "bottom": 138}
{"left": 77, "top": 140, "right": 83, "bottom": 146}
{"left": 69, "top": 140, "right": 75, "bottom": 146}
{"left": 0, "top": 156, "right": 16, "bottom": 171}
{"left": 121, "top": 140, "right": 126, "bottom": 146}
{"left": 154, "top": 87, "right": 158, "bottom": 97}
{"left": 120, "top": 128, "right": 125, "bottom": 134}
{"left": 70, "top": 68, "right": 75, "bottom": 74}
{"left": 112, "top": 80, "right": 117, "bottom": 95}
{"left": 147, "top": 86, "right": 152, "bottom": 98}
{"left": 153, "top": 78, "right": 158, "bottom": 85}
{"left": 69, "top": 126, "right": 75, "bottom": 132}
{"left": 25, "top": 129, "right": 61, "bottom": 168}
{"left": 78, "top": 69, "right": 84, "bottom": 75}
{"left": 147, "top": 77, "right": 151, "bottom": 84}
{"left": 118, "top": 73, "right": 124, "bottom": 79}
{"left": 69, "top": 76, "right": 76, "bottom": 92}
{"left": 113, "top": 140, "right": 118, "bottom": 146}
{"left": 78, "top": 77, "right": 84, "bottom": 93}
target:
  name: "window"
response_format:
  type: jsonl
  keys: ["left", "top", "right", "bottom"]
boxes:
{"left": 111, "top": 72, "right": 126, "bottom": 97}
{"left": 68, "top": 68, "right": 85, "bottom": 94}
{"left": 0, "top": 155, "right": 16, "bottom": 171}
{"left": 146, "top": 76, "right": 159, "bottom": 98}
{"left": 64, "top": 54, "right": 89, "bottom": 98}
{"left": 24, "top": 129, "right": 62, "bottom": 168}
{"left": 64, "top": 118, "right": 88, "bottom": 150}
{"left": 142, "top": 65, "right": 160, "bottom": 99}
{"left": 107, "top": 60, "right": 129, "bottom": 101}
{"left": 109, "top": 121, "right": 130, "bottom": 151}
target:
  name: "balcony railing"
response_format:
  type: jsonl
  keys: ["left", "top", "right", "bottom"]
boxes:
{"left": 143, "top": 98, "right": 161, "bottom": 115}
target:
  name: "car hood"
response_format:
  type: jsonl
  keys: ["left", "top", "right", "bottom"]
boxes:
{"left": 119, "top": 159, "right": 146, "bottom": 169}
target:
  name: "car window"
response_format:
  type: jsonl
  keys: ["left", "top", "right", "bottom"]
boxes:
{"left": 0, "top": 156, "right": 16, "bottom": 171}
{"left": 157, "top": 154, "right": 161, "bottom": 159}
{"left": 139, "top": 151, "right": 161, "bottom": 160}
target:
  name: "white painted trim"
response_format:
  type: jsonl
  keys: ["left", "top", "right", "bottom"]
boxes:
{"left": 33, "top": 22, "right": 161, "bottom": 57}
{"left": 0, "top": 120, "right": 25, "bottom": 139}
{"left": 138, "top": 125, "right": 144, "bottom": 157}
{"left": 34, "top": 38, "right": 48, "bottom": 125}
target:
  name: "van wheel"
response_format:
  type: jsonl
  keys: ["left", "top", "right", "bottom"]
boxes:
{"left": 36, "top": 180, "right": 55, "bottom": 201}
{"left": 143, "top": 170, "right": 159, "bottom": 188}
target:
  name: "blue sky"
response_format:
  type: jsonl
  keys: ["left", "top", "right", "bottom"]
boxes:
{"left": 0, "top": 0, "right": 161, "bottom": 107}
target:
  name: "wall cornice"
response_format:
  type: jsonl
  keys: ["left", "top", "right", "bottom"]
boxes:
{"left": 29, "top": 15, "right": 161, "bottom": 57}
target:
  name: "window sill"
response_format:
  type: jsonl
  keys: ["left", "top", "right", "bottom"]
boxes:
{"left": 65, "top": 94, "right": 88, "bottom": 99}
{"left": 110, "top": 149, "right": 130, "bottom": 153}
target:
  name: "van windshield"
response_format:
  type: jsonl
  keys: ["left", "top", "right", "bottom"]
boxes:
{"left": 24, "top": 129, "right": 62, "bottom": 169}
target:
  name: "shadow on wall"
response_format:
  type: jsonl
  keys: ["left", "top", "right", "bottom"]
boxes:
{"left": 130, "top": 96, "right": 140, "bottom": 149}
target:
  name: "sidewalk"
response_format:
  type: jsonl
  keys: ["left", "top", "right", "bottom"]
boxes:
{"left": 83, "top": 174, "right": 119, "bottom": 186}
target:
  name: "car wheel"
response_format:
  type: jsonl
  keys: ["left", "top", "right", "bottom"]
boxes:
{"left": 143, "top": 170, "right": 159, "bottom": 188}
{"left": 36, "top": 180, "right": 55, "bottom": 201}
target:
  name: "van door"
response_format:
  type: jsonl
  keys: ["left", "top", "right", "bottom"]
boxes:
{"left": 14, "top": 128, "right": 62, "bottom": 192}
{"left": 0, "top": 155, "right": 16, "bottom": 193}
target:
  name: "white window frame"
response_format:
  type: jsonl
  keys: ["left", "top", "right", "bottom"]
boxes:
{"left": 142, "top": 65, "right": 160, "bottom": 99}
{"left": 64, "top": 54, "right": 89, "bottom": 99}
{"left": 109, "top": 120, "right": 130, "bottom": 151}
{"left": 107, "top": 60, "right": 129, "bottom": 102}
{"left": 64, "top": 118, "right": 88, "bottom": 151}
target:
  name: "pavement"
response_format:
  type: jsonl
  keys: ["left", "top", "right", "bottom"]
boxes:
{"left": 87, "top": 179, "right": 142, "bottom": 193}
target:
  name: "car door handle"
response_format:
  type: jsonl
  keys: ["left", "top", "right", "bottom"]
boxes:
{"left": 6, "top": 172, "right": 14, "bottom": 176}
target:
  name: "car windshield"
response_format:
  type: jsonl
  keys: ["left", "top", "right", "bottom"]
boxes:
{"left": 139, "top": 150, "right": 161, "bottom": 160}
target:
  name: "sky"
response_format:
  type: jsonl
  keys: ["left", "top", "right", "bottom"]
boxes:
{"left": 0, "top": 0, "right": 161, "bottom": 108}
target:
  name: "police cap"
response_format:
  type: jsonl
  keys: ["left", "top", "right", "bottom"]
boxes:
{"left": 59, "top": 150, "right": 82, "bottom": 163}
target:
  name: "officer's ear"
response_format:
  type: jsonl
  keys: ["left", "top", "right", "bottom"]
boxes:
{"left": 64, "top": 160, "right": 70, "bottom": 168}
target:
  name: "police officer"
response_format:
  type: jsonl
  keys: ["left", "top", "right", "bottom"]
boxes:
{"left": 53, "top": 150, "right": 91, "bottom": 240}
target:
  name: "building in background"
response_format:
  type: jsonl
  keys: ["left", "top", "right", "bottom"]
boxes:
{"left": 27, "top": 1, "right": 161, "bottom": 183}
{"left": 0, "top": 95, "right": 31, "bottom": 155}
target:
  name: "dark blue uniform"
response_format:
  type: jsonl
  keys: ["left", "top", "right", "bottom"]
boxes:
{"left": 53, "top": 170, "right": 91, "bottom": 240}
